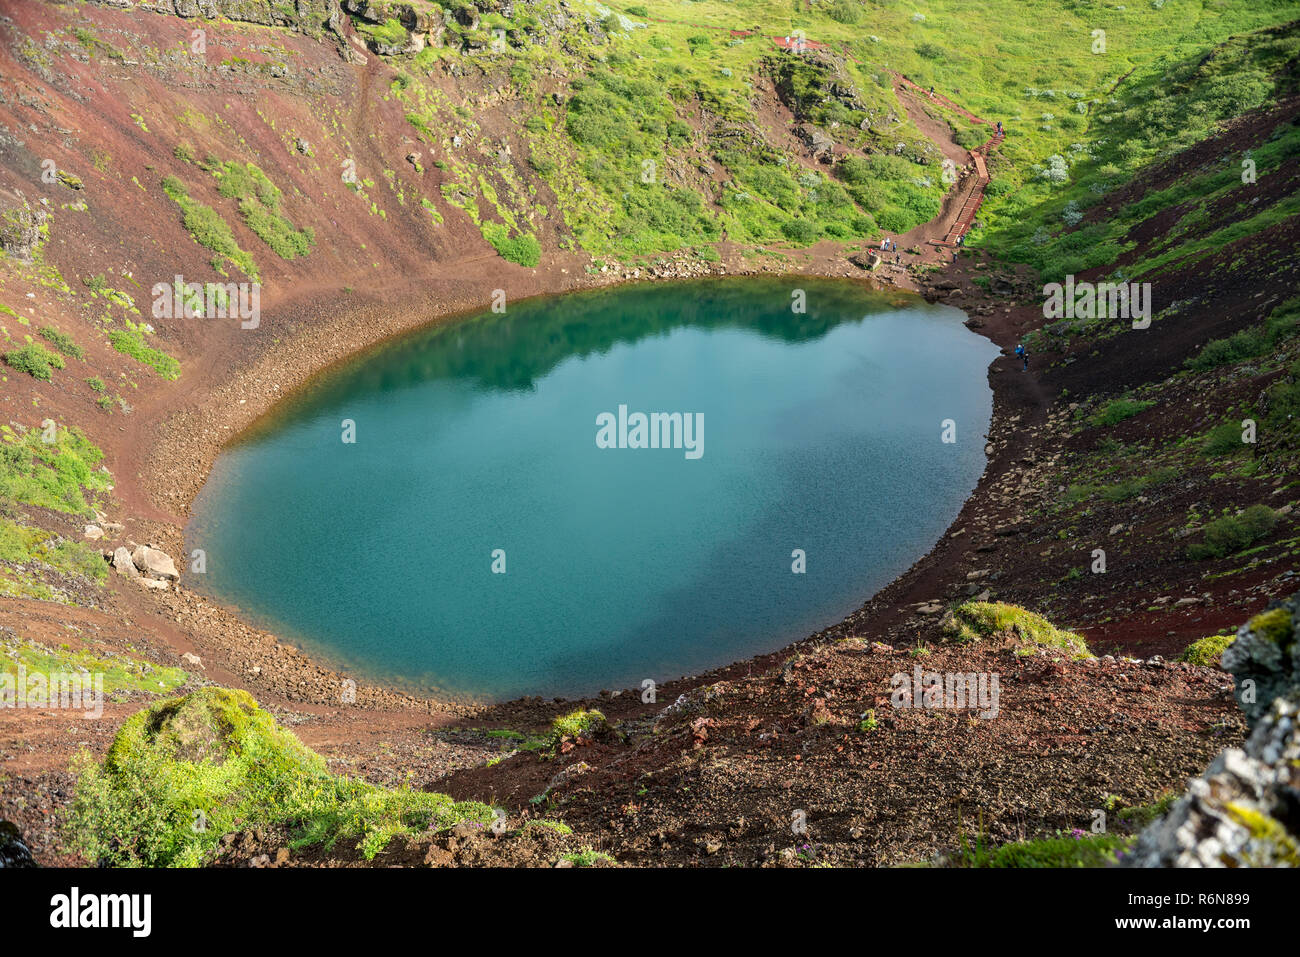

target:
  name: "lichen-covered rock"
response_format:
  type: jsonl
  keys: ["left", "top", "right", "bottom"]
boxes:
{"left": 1222, "top": 593, "right": 1299, "bottom": 728}
{"left": 1122, "top": 696, "right": 1299, "bottom": 867}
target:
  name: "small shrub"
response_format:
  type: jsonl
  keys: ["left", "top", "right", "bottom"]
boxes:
{"left": 550, "top": 708, "right": 607, "bottom": 746}
{"left": 943, "top": 601, "right": 1092, "bottom": 659}
{"left": 67, "top": 689, "right": 495, "bottom": 867}
{"left": 38, "top": 326, "right": 84, "bottom": 359}
{"left": 3, "top": 342, "right": 65, "bottom": 380}
{"left": 780, "top": 218, "right": 820, "bottom": 245}
{"left": 481, "top": 222, "right": 541, "bottom": 267}
{"left": 1201, "top": 421, "right": 1247, "bottom": 456}
{"left": 1187, "top": 505, "right": 1277, "bottom": 559}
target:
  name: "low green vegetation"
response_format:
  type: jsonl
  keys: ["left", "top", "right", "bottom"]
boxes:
{"left": 1089, "top": 397, "right": 1153, "bottom": 428}
{"left": 1246, "top": 607, "right": 1294, "bottom": 647}
{"left": 108, "top": 321, "right": 180, "bottom": 380}
{"left": 0, "top": 422, "right": 111, "bottom": 516}
{"left": 3, "top": 341, "right": 64, "bottom": 380}
{"left": 0, "top": 634, "right": 187, "bottom": 696}
{"left": 68, "top": 688, "right": 498, "bottom": 866}
{"left": 1187, "top": 505, "right": 1278, "bottom": 560}
{"left": 1185, "top": 305, "right": 1300, "bottom": 372}
{"left": 550, "top": 708, "right": 607, "bottom": 746}
{"left": 560, "top": 848, "right": 615, "bottom": 867}
{"left": 951, "top": 796, "right": 1175, "bottom": 867}
{"left": 160, "top": 175, "right": 259, "bottom": 279}
{"left": 481, "top": 222, "right": 541, "bottom": 267}
{"left": 1179, "top": 633, "right": 1236, "bottom": 667}
{"left": 202, "top": 156, "right": 315, "bottom": 260}
{"left": 943, "top": 601, "right": 1092, "bottom": 659}
{"left": 960, "top": 830, "right": 1130, "bottom": 867}
{"left": 37, "top": 326, "right": 84, "bottom": 360}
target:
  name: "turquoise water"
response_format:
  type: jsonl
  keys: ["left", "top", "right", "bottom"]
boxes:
{"left": 185, "top": 278, "right": 999, "bottom": 701}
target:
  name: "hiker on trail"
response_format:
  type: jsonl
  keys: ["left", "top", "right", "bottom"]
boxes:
{"left": 881, "top": 237, "right": 889, "bottom": 251}
{"left": 929, "top": 86, "right": 935, "bottom": 99}
{"left": 996, "top": 120, "right": 1003, "bottom": 135}
{"left": 1015, "top": 344, "right": 1029, "bottom": 371}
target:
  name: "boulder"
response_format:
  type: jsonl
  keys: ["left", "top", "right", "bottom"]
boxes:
{"left": 112, "top": 546, "right": 140, "bottom": 579}
{"left": 1222, "top": 594, "right": 1299, "bottom": 727}
{"left": 0, "top": 821, "right": 35, "bottom": 868}
{"left": 1124, "top": 591, "right": 1300, "bottom": 866}
{"left": 131, "top": 544, "right": 179, "bottom": 581}
{"left": 0, "top": 192, "right": 47, "bottom": 264}
{"left": 1123, "top": 696, "right": 1299, "bottom": 867}
{"left": 84, "top": 524, "right": 104, "bottom": 540}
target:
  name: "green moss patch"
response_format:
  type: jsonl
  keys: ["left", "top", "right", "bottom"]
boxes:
{"left": 1178, "top": 633, "right": 1236, "bottom": 667}
{"left": 68, "top": 689, "right": 496, "bottom": 866}
{"left": 943, "top": 601, "right": 1092, "bottom": 659}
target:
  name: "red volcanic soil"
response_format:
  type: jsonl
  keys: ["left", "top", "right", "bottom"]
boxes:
{"left": 0, "top": 3, "right": 1297, "bottom": 867}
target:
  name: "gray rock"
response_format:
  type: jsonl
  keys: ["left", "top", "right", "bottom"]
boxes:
{"left": 0, "top": 193, "right": 47, "bottom": 264}
{"left": 131, "top": 544, "right": 179, "bottom": 581}
{"left": 112, "top": 546, "right": 140, "bottom": 579}
{"left": 1222, "top": 593, "right": 1299, "bottom": 727}
{"left": 1124, "top": 591, "right": 1300, "bottom": 867}
{"left": 1123, "top": 696, "right": 1299, "bottom": 867}
{"left": 0, "top": 821, "right": 34, "bottom": 868}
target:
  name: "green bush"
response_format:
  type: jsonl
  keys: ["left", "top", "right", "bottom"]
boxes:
{"left": 3, "top": 343, "right": 65, "bottom": 380}
{"left": 1187, "top": 505, "right": 1277, "bottom": 560}
{"left": 1201, "top": 421, "right": 1247, "bottom": 456}
{"left": 780, "top": 218, "right": 820, "bottom": 245}
{"left": 481, "top": 222, "right": 541, "bottom": 267}
{"left": 0, "top": 422, "right": 111, "bottom": 515}
{"left": 825, "top": 0, "right": 861, "bottom": 23}
{"left": 161, "top": 176, "right": 259, "bottom": 279}
{"left": 942, "top": 601, "right": 1092, "bottom": 659}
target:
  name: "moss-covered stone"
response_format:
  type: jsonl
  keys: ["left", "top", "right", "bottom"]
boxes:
{"left": 941, "top": 601, "right": 1092, "bottom": 660}
{"left": 70, "top": 688, "right": 495, "bottom": 866}
{"left": 1178, "top": 633, "right": 1235, "bottom": 667}
{"left": 1222, "top": 593, "right": 1299, "bottom": 727}
{"left": 1248, "top": 607, "right": 1294, "bottom": 649}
